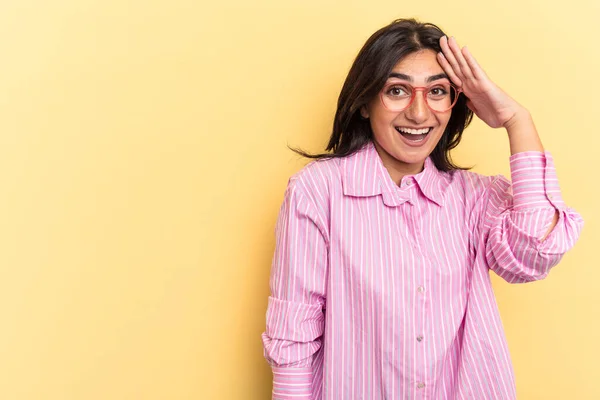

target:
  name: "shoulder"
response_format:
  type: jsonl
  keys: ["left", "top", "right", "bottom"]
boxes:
{"left": 446, "top": 169, "right": 511, "bottom": 208}
{"left": 451, "top": 168, "right": 509, "bottom": 193}
{"left": 288, "top": 156, "right": 342, "bottom": 195}
{"left": 286, "top": 156, "right": 342, "bottom": 217}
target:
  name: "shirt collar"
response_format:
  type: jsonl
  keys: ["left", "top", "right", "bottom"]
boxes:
{"left": 341, "top": 141, "right": 446, "bottom": 207}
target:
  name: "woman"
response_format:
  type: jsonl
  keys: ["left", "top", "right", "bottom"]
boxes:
{"left": 261, "top": 18, "right": 583, "bottom": 399}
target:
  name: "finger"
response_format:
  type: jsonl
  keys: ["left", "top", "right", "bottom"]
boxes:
{"left": 437, "top": 51, "right": 463, "bottom": 87}
{"left": 439, "top": 36, "right": 465, "bottom": 80}
{"left": 462, "top": 46, "right": 487, "bottom": 80}
{"left": 447, "top": 37, "right": 474, "bottom": 80}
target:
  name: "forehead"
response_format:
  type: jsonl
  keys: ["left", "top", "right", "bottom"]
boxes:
{"left": 390, "top": 49, "right": 445, "bottom": 81}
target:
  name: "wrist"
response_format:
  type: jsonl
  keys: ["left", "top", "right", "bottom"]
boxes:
{"left": 504, "top": 106, "right": 531, "bottom": 131}
{"left": 504, "top": 107, "right": 544, "bottom": 154}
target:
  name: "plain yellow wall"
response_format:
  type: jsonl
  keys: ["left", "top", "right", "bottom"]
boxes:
{"left": 0, "top": 0, "right": 597, "bottom": 399}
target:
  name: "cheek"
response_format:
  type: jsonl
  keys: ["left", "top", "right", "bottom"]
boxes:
{"left": 433, "top": 115, "right": 452, "bottom": 145}
{"left": 437, "top": 112, "right": 452, "bottom": 131}
{"left": 369, "top": 109, "right": 395, "bottom": 132}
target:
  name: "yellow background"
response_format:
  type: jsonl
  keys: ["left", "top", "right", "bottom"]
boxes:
{"left": 0, "top": 0, "right": 597, "bottom": 399}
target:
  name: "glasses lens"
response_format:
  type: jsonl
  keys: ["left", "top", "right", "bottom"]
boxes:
{"left": 381, "top": 83, "right": 413, "bottom": 111}
{"left": 426, "top": 83, "right": 457, "bottom": 112}
{"left": 381, "top": 83, "right": 458, "bottom": 112}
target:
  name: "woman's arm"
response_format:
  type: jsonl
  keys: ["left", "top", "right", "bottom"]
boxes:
{"left": 261, "top": 176, "right": 329, "bottom": 399}
{"left": 438, "top": 35, "right": 563, "bottom": 240}
{"left": 438, "top": 35, "right": 583, "bottom": 282}
{"left": 503, "top": 109, "right": 559, "bottom": 239}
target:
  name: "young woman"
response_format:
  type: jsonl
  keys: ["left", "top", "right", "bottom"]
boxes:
{"left": 261, "top": 19, "right": 583, "bottom": 399}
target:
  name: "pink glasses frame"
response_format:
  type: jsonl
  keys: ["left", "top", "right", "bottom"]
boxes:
{"left": 379, "top": 82, "right": 463, "bottom": 113}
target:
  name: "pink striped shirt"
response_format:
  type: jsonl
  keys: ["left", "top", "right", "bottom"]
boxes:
{"left": 261, "top": 141, "right": 583, "bottom": 399}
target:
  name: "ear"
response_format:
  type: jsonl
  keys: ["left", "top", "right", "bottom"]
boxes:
{"left": 360, "top": 105, "right": 369, "bottom": 119}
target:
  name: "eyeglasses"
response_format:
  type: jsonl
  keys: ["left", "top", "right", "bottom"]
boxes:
{"left": 380, "top": 81, "right": 462, "bottom": 113}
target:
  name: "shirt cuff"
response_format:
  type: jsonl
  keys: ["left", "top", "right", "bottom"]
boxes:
{"left": 272, "top": 366, "right": 312, "bottom": 399}
{"left": 509, "top": 151, "right": 566, "bottom": 211}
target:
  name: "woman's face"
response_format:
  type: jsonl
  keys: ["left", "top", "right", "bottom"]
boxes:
{"left": 361, "top": 49, "right": 453, "bottom": 178}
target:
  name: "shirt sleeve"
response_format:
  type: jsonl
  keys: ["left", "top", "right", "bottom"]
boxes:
{"left": 261, "top": 178, "right": 329, "bottom": 399}
{"left": 473, "top": 151, "right": 584, "bottom": 283}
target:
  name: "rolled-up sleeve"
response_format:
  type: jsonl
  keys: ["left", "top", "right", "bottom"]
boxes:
{"left": 475, "top": 151, "right": 584, "bottom": 283}
{"left": 261, "top": 178, "right": 329, "bottom": 399}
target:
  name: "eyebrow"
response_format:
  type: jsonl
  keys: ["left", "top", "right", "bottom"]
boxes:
{"left": 388, "top": 72, "right": 449, "bottom": 83}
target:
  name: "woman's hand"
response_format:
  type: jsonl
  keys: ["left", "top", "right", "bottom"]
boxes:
{"left": 437, "top": 36, "right": 524, "bottom": 129}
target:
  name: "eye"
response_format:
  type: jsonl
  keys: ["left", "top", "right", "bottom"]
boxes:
{"left": 428, "top": 85, "right": 449, "bottom": 98}
{"left": 386, "top": 84, "right": 411, "bottom": 97}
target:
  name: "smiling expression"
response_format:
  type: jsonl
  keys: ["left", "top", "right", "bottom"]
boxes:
{"left": 361, "top": 49, "right": 453, "bottom": 184}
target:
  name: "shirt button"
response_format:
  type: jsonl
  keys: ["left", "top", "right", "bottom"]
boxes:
{"left": 417, "top": 335, "right": 424, "bottom": 342}
{"left": 417, "top": 382, "right": 426, "bottom": 389}
{"left": 417, "top": 286, "right": 425, "bottom": 293}
{"left": 548, "top": 194, "right": 554, "bottom": 199}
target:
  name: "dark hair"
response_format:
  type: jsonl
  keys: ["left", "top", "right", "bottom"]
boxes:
{"left": 290, "top": 18, "right": 473, "bottom": 172}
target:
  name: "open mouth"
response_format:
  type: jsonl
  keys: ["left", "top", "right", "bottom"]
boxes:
{"left": 395, "top": 127, "right": 432, "bottom": 142}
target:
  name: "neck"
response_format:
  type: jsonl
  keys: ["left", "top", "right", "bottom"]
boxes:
{"left": 373, "top": 141, "right": 425, "bottom": 186}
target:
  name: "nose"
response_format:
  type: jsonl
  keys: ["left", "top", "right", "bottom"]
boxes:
{"left": 405, "top": 90, "right": 429, "bottom": 123}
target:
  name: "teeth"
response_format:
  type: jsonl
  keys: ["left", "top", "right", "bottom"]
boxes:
{"left": 397, "top": 127, "right": 431, "bottom": 135}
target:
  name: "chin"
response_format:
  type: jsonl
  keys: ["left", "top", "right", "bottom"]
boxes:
{"left": 396, "top": 153, "right": 430, "bottom": 166}
{"left": 392, "top": 145, "right": 434, "bottom": 163}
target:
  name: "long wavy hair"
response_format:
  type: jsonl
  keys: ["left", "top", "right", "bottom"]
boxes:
{"left": 290, "top": 18, "right": 473, "bottom": 172}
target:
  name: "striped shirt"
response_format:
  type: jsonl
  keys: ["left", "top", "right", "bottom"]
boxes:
{"left": 261, "top": 141, "right": 583, "bottom": 399}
